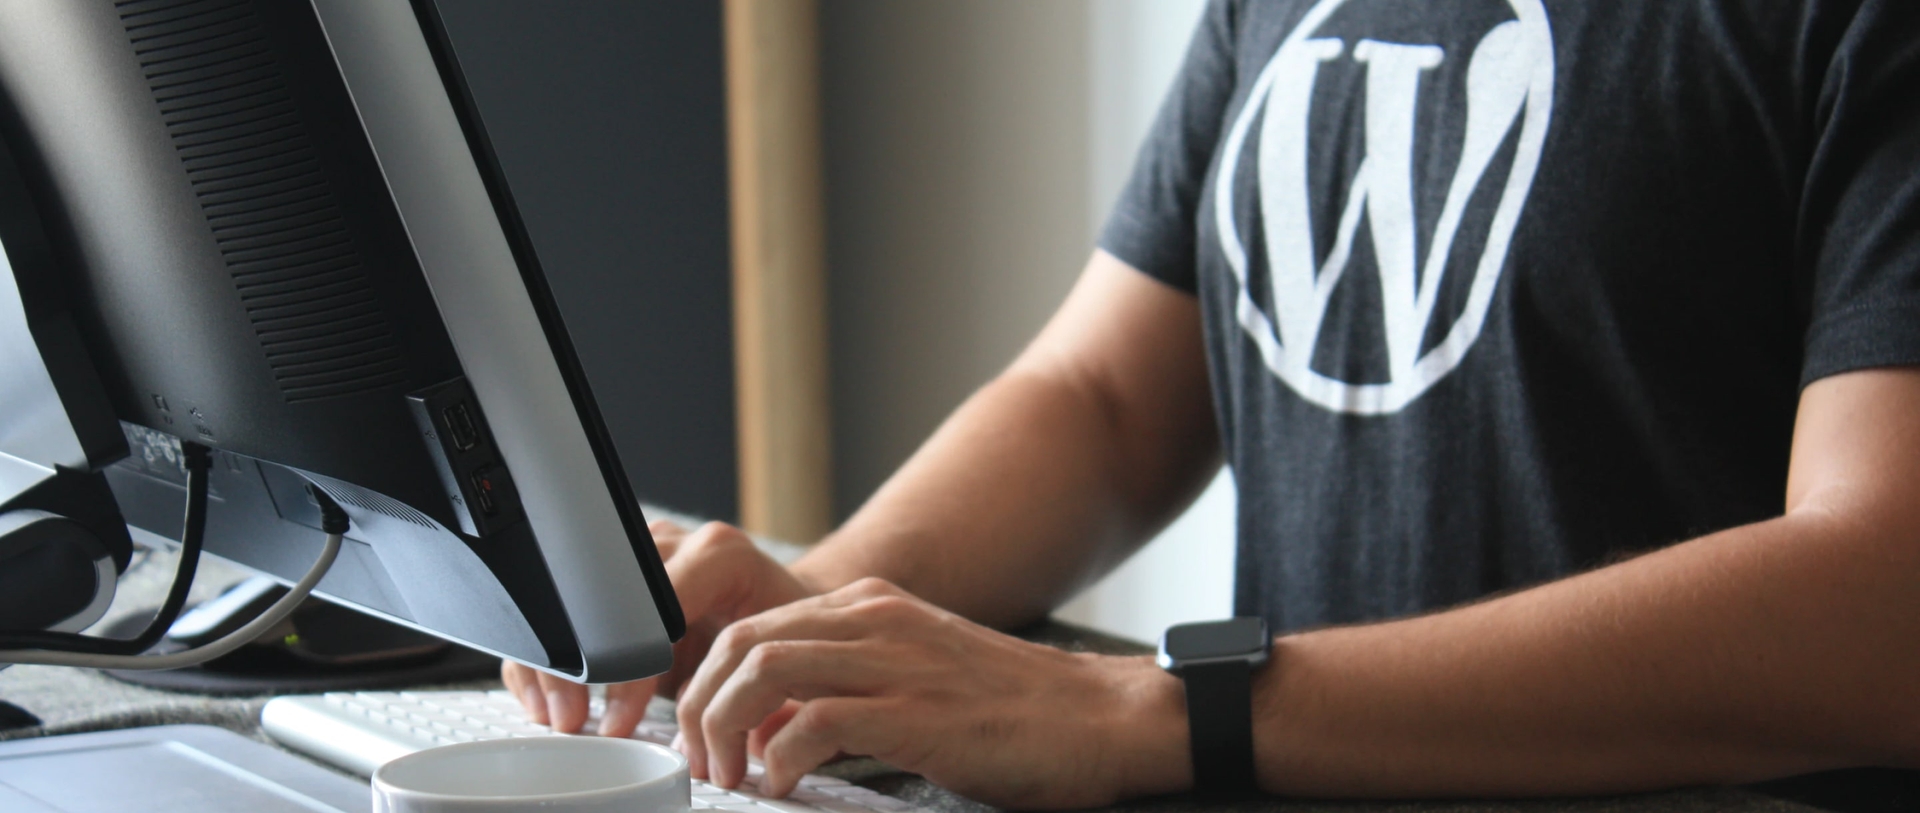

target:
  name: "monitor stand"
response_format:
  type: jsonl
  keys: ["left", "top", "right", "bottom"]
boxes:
{"left": 101, "top": 578, "right": 498, "bottom": 695}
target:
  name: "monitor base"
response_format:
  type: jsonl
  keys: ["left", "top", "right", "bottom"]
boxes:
{"left": 97, "top": 580, "right": 498, "bottom": 696}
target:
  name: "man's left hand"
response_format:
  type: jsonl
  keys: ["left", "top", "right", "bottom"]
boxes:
{"left": 672, "top": 577, "right": 1189, "bottom": 809}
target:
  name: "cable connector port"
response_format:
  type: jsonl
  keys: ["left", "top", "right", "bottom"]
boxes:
{"left": 305, "top": 484, "right": 350, "bottom": 535}
{"left": 468, "top": 466, "right": 500, "bottom": 517}
{"left": 442, "top": 402, "right": 480, "bottom": 452}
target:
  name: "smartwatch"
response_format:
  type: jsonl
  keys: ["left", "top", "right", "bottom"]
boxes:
{"left": 1157, "top": 617, "right": 1271, "bottom": 797}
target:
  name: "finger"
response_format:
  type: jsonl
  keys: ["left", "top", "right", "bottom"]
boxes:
{"left": 747, "top": 699, "right": 804, "bottom": 760}
{"left": 657, "top": 619, "right": 721, "bottom": 702}
{"left": 502, "top": 661, "right": 549, "bottom": 725}
{"left": 675, "top": 587, "right": 916, "bottom": 765}
{"left": 676, "top": 596, "right": 904, "bottom": 779}
{"left": 536, "top": 671, "right": 592, "bottom": 733}
{"left": 598, "top": 677, "right": 659, "bottom": 738}
{"left": 649, "top": 518, "right": 690, "bottom": 547}
{"left": 759, "top": 699, "right": 901, "bottom": 798}
{"left": 647, "top": 520, "right": 689, "bottom": 566}
{"left": 686, "top": 588, "right": 920, "bottom": 710}
{"left": 807, "top": 576, "right": 906, "bottom": 606}
{"left": 501, "top": 659, "right": 525, "bottom": 698}
{"left": 703, "top": 641, "right": 890, "bottom": 788}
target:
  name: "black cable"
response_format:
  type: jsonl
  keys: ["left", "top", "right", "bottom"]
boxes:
{"left": 0, "top": 497, "right": 347, "bottom": 670}
{"left": 0, "top": 442, "right": 213, "bottom": 655}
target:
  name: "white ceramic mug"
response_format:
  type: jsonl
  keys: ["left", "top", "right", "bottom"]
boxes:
{"left": 372, "top": 736, "right": 691, "bottom": 813}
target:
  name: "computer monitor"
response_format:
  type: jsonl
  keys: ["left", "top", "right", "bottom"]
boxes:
{"left": 0, "top": 0, "right": 715, "bottom": 682}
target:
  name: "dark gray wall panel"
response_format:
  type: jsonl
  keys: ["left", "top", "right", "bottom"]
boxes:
{"left": 430, "top": 2, "right": 737, "bottom": 522}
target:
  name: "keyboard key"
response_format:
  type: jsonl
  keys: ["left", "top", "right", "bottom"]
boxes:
{"left": 834, "top": 788, "right": 913, "bottom": 812}
{"left": 789, "top": 789, "right": 850, "bottom": 808}
{"left": 816, "top": 786, "right": 871, "bottom": 800}
{"left": 722, "top": 785, "right": 771, "bottom": 802}
{"left": 754, "top": 798, "right": 844, "bottom": 813}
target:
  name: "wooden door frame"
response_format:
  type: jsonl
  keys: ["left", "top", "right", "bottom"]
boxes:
{"left": 725, "top": 0, "right": 831, "bottom": 543}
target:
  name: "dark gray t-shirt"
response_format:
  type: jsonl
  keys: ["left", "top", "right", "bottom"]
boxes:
{"left": 1100, "top": 0, "right": 1920, "bottom": 633}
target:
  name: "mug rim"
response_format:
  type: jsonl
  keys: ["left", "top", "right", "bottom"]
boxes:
{"left": 372, "top": 735, "right": 688, "bottom": 804}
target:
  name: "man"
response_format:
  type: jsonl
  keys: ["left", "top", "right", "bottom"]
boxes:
{"left": 508, "top": 1, "right": 1920, "bottom": 807}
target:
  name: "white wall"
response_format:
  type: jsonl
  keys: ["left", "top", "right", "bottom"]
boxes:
{"left": 822, "top": 1, "right": 1092, "bottom": 515}
{"left": 1084, "top": 0, "right": 1211, "bottom": 239}
{"left": 822, "top": 0, "right": 1230, "bottom": 645}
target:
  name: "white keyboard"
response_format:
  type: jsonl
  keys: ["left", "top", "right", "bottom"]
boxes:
{"left": 261, "top": 690, "right": 927, "bottom": 813}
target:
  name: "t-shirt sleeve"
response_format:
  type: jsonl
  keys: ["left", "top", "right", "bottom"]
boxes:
{"left": 1095, "top": 0, "right": 1239, "bottom": 294}
{"left": 1798, "top": 1, "right": 1920, "bottom": 386}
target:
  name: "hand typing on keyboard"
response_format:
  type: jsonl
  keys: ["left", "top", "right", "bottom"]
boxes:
{"left": 505, "top": 520, "right": 1190, "bottom": 810}
{"left": 669, "top": 576, "right": 1184, "bottom": 809}
{"left": 503, "top": 520, "right": 820, "bottom": 737}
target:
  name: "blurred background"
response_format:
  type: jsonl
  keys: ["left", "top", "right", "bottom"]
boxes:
{"left": 816, "top": 0, "right": 1228, "bottom": 644}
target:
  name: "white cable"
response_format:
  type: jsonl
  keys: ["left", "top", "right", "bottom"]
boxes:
{"left": 0, "top": 533, "right": 343, "bottom": 670}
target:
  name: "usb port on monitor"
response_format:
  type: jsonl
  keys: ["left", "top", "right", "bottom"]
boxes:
{"left": 443, "top": 402, "right": 480, "bottom": 452}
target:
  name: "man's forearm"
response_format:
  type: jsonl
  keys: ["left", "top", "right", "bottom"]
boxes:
{"left": 790, "top": 254, "right": 1218, "bottom": 629}
{"left": 791, "top": 367, "right": 1209, "bottom": 628}
{"left": 1218, "top": 510, "right": 1920, "bottom": 797}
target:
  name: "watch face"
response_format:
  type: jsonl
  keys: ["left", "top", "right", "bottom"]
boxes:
{"left": 1164, "top": 617, "right": 1268, "bottom": 661}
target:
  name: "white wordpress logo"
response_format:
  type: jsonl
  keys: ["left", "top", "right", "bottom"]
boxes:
{"left": 1214, "top": 0, "right": 1555, "bottom": 415}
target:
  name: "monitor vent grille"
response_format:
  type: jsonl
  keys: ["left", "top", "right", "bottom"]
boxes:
{"left": 118, "top": 0, "right": 407, "bottom": 404}
{"left": 309, "top": 476, "right": 438, "bottom": 530}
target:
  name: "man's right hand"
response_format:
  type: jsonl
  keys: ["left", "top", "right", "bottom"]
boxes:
{"left": 502, "top": 519, "right": 819, "bottom": 737}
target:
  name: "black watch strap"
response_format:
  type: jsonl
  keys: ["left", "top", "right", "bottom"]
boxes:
{"left": 1180, "top": 658, "right": 1255, "bottom": 796}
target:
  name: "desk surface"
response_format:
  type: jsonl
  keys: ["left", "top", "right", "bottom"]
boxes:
{"left": 0, "top": 548, "right": 1834, "bottom": 813}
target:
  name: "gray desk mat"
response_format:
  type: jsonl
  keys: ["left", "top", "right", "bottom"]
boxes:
{"left": 0, "top": 725, "right": 371, "bottom": 813}
{"left": 0, "top": 533, "right": 1821, "bottom": 813}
